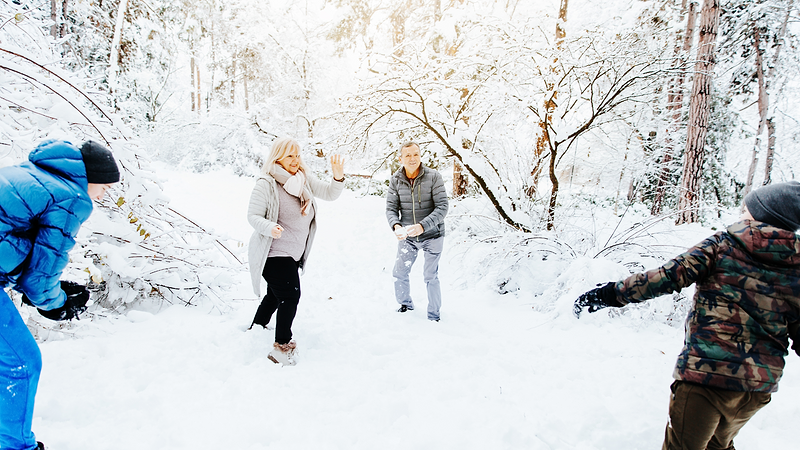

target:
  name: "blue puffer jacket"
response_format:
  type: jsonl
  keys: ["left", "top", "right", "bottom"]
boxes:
{"left": 0, "top": 140, "right": 93, "bottom": 310}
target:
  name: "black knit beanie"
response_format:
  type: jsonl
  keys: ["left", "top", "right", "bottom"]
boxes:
{"left": 80, "top": 141, "right": 120, "bottom": 184}
{"left": 744, "top": 181, "right": 800, "bottom": 231}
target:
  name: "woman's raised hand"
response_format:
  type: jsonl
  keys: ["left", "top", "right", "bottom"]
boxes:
{"left": 271, "top": 225, "right": 283, "bottom": 239}
{"left": 330, "top": 154, "right": 345, "bottom": 180}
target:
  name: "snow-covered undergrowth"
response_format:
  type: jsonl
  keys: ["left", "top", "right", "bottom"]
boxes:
{"left": 1, "top": 4, "right": 244, "bottom": 338}
{"left": 444, "top": 187, "right": 733, "bottom": 330}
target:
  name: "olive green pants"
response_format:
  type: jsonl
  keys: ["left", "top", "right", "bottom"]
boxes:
{"left": 662, "top": 381, "right": 771, "bottom": 450}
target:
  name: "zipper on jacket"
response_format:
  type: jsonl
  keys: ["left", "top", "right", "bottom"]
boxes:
{"left": 411, "top": 176, "right": 423, "bottom": 242}
{"left": 411, "top": 178, "right": 417, "bottom": 236}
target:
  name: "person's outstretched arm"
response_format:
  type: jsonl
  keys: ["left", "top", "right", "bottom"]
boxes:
{"left": 575, "top": 233, "right": 723, "bottom": 317}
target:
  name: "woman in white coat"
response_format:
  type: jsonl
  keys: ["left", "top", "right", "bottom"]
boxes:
{"left": 247, "top": 137, "right": 344, "bottom": 365}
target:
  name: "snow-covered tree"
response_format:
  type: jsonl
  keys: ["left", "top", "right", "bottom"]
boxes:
{"left": 340, "top": 1, "right": 674, "bottom": 231}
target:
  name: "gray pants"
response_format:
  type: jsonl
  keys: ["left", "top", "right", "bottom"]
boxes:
{"left": 393, "top": 236, "right": 443, "bottom": 320}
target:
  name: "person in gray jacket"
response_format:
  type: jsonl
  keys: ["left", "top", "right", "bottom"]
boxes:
{"left": 247, "top": 137, "right": 344, "bottom": 365}
{"left": 386, "top": 141, "right": 449, "bottom": 321}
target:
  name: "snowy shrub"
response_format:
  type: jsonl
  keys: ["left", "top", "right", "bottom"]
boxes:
{"left": 448, "top": 193, "right": 704, "bottom": 328}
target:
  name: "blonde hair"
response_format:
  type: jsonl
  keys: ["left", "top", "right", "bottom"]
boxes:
{"left": 261, "top": 137, "right": 309, "bottom": 175}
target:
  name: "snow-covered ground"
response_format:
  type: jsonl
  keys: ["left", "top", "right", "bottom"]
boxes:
{"left": 30, "top": 167, "right": 800, "bottom": 449}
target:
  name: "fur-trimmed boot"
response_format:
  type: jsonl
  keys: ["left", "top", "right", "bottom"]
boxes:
{"left": 268, "top": 340, "right": 297, "bottom": 366}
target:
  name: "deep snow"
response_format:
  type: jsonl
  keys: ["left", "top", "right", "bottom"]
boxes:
{"left": 28, "top": 166, "right": 800, "bottom": 450}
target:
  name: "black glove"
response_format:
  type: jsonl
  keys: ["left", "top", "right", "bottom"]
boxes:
{"left": 573, "top": 282, "right": 621, "bottom": 318}
{"left": 35, "top": 281, "right": 89, "bottom": 321}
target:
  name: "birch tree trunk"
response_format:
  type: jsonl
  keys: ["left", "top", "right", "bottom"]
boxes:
{"left": 677, "top": 0, "right": 719, "bottom": 225}
{"left": 108, "top": 0, "right": 129, "bottom": 96}
{"left": 764, "top": 118, "right": 776, "bottom": 185}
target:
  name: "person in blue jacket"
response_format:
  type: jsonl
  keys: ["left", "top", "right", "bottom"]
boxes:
{"left": 0, "top": 139, "right": 120, "bottom": 450}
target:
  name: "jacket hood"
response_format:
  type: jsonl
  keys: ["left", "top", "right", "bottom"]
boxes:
{"left": 728, "top": 219, "right": 800, "bottom": 265}
{"left": 28, "top": 139, "right": 88, "bottom": 189}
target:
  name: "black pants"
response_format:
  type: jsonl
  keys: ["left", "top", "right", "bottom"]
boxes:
{"left": 251, "top": 257, "right": 301, "bottom": 345}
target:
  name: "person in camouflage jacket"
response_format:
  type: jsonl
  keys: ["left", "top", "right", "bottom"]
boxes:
{"left": 575, "top": 181, "right": 800, "bottom": 450}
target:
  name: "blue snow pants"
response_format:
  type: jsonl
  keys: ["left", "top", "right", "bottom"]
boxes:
{"left": 0, "top": 289, "right": 41, "bottom": 450}
{"left": 392, "top": 236, "right": 444, "bottom": 321}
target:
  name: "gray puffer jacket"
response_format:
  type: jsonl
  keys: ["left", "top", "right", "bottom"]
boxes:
{"left": 386, "top": 164, "right": 448, "bottom": 241}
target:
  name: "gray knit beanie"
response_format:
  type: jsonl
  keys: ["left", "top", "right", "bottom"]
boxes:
{"left": 744, "top": 181, "right": 800, "bottom": 231}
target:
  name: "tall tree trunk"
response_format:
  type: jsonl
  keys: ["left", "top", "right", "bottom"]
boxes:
{"left": 530, "top": 0, "right": 568, "bottom": 200}
{"left": 209, "top": 20, "right": 216, "bottom": 104}
{"left": 743, "top": 26, "right": 767, "bottom": 195}
{"left": 677, "top": 0, "right": 719, "bottom": 225}
{"left": 391, "top": 1, "right": 408, "bottom": 49}
{"left": 761, "top": 0, "right": 793, "bottom": 186}
{"left": 190, "top": 57, "right": 196, "bottom": 112}
{"left": 60, "top": 0, "right": 68, "bottom": 38}
{"left": 50, "top": 0, "right": 58, "bottom": 38}
{"left": 108, "top": 0, "right": 129, "bottom": 97}
{"left": 542, "top": 0, "right": 569, "bottom": 229}
{"left": 244, "top": 73, "right": 249, "bottom": 112}
{"left": 452, "top": 161, "right": 468, "bottom": 198}
{"left": 763, "top": 118, "right": 776, "bottom": 185}
{"left": 555, "top": 0, "right": 568, "bottom": 41}
{"left": 231, "top": 59, "right": 236, "bottom": 105}
{"left": 196, "top": 64, "right": 202, "bottom": 114}
{"left": 546, "top": 144, "right": 559, "bottom": 230}
{"left": 652, "top": 1, "right": 697, "bottom": 216}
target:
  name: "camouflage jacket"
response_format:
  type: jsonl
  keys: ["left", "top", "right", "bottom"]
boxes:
{"left": 616, "top": 220, "right": 800, "bottom": 393}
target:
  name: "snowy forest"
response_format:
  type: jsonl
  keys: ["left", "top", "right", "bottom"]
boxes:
{"left": 3, "top": 0, "right": 799, "bottom": 317}
{"left": 2, "top": 0, "right": 800, "bottom": 449}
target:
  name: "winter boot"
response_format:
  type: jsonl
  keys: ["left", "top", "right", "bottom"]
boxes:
{"left": 268, "top": 340, "right": 297, "bottom": 366}
{"left": 36, "top": 442, "right": 45, "bottom": 450}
